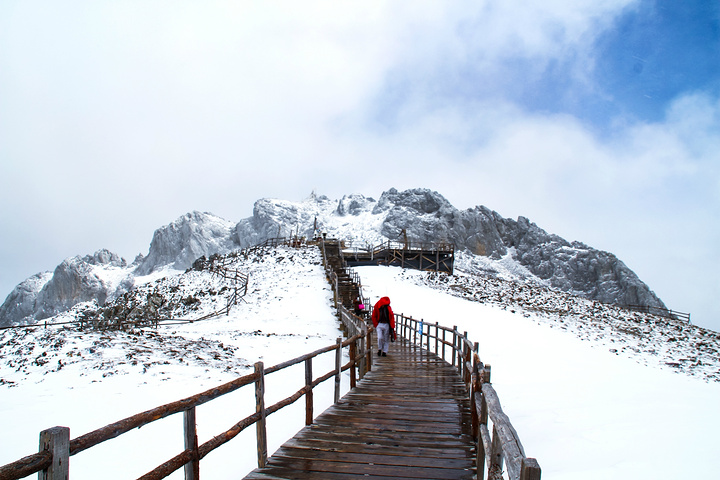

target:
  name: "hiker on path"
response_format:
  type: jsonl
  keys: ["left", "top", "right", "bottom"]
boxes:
{"left": 354, "top": 297, "right": 366, "bottom": 317}
{"left": 371, "top": 296, "right": 395, "bottom": 356}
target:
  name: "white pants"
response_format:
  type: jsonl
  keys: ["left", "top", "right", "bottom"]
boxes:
{"left": 376, "top": 323, "right": 390, "bottom": 353}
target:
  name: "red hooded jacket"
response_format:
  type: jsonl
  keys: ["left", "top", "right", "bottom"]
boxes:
{"left": 371, "top": 296, "right": 395, "bottom": 329}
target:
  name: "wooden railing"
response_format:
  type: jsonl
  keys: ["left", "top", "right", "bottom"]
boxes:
{"left": 393, "top": 313, "right": 541, "bottom": 480}
{"left": 623, "top": 304, "right": 691, "bottom": 323}
{"left": 1, "top": 311, "right": 539, "bottom": 480}
{"left": 340, "top": 239, "right": 455, "bottom": 274}
{"left": 0, "top": 325, "right": 375, "bottom": 480}
{"left": 319, "top": 238, "right": 369, "bottom": 311}
{"left": 341, "top": 239, "right": 455, "bottom": 255}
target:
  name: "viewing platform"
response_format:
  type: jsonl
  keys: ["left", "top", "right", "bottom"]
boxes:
{"left": 341, "top": 240, "right": 455, "bottom": 274}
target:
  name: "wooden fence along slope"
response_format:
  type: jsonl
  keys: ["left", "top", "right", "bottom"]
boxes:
{"left": 0, "top": 240, "right": 540, "bottom": 480}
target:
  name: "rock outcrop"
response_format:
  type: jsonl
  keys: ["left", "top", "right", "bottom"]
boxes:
{"left": 0, "top": 249, "right": 134, "bottom": 326}
{"left": 136, "top": 211, "right": 239, "bottom": 275}
{"left": 0, "top": 272, "right": 53, "bottom": 326}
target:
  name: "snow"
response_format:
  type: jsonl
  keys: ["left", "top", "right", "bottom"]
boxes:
{"left": 2, "top": 246, "right": 720, "bottom": 479}
{"left": 358, "top": 266, "right": 720, "bottom": 479}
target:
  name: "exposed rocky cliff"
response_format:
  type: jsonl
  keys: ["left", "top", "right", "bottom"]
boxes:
{"left": 0, "top": 212, "right": 239, "bottom": 327}
{"left": 233, "top": 188, "right": 665, "bottom": 309}
{"left": 0, "top": 249, "right": 134, "bottom": 326}
{"left": 0, "top": 188, "right": 666, "bottom": 327}
{"left": 136, "top": 211, "right": 239, "bottom": 275}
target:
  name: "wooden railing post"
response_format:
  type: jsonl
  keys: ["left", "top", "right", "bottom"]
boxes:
{"left": 333, "top": 275, "right": 339, "bottom": 309}
{"left": 442, "top": 327, "right": 446, "bottom": 361}
{"left": 349, "top": 339, "right": 357, "bottom": 389}
{"left": 183, "top": 407, "right": 199, "bottom": 480}
{"left": 425, "top": 320, "right": 430, "bottom": 351}
{"left": 520, "top": 458, "right": 542, "bottom": 480}
{"left": 366, "top": 327, "right": 373, "bottom": 373}
{"left": 458, "top": 334, "right": 464, "bottom": 376}
{"left": 470, "top": 358, "right": 480, "bottom": 440}
{"left": 305, "top": 358, "right": 313, "bottom": 426}
{"left": 476, "top": 365, "right": 491, "bottom": 479}
{"left": 334, "top": 338, "right": 342, "bottom": 403}
{"left": 254, "top": 362, "right": 267, "bottom": 468}
{"left": 39, "top": 426, "right": 69, "bottom": 480}
{"left": 452, "top": 326, "right": 457, "bottom": 367}
{"left": 434, "top": 322, "right": 439, "bottom": 356}
{"left": 359, "top": 327, "right": 366, "bottom": 379}
{"left": 488, "top": 425, "right": 504, "bottom": 479}
{"left": 463, "top": 333, "right": 472, "bottom": 387}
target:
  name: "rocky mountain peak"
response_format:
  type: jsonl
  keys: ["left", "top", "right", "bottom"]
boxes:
{"left": 83, "top": 249, "right": 127, "bottom": 268}
{"left": 0, "top": 188, "right": 669, "bottom": 327}
{"left": 135, "top": 211, "right": 238, "bottom": 276}
{"left": 372, "top": 187, "right": 452, "bottom": 215}
{"left": 336, "top": 194, "right": 375, "bottom": 216}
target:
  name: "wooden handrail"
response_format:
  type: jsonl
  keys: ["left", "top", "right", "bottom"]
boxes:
{"left": 0, "top": 452, "right": 52, "bottom": 480}
{"left": 0, "top": 327, "right": 375, "bottom": 480}
{"left": 393, "top": 312, "right": 541, "bottom": 480}
{"left": 623, "top": 304, "right": 691, "bottom": 323}
{"left": 342, "top": 239, "right": 455, "bottom": 254}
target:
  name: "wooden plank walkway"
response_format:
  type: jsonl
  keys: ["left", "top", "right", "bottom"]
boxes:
{"left": 243, "top": 340, "right": 475, "bottom": 480}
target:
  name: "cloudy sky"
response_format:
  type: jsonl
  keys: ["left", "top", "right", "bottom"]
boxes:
{"left": 1, "top": 1, "right": 718, "bottom": 330}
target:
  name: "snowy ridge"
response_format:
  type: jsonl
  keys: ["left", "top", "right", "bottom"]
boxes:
{"left": 1, "top": 246, "right": 335, "bottom": 387}
{"left": 412, "top": 269, "right": 720, "bottom": 382}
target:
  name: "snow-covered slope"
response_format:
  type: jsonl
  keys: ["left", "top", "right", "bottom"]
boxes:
{"left": 0, "top": 245, "right": 343, "bottom": 478}
{"left": 1, "top": 244, "right": 718, "bottom": 479}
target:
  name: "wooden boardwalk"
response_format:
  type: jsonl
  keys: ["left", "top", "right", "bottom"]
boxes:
{"left": 243, "top": 340, "right": 475, "bottom": 480}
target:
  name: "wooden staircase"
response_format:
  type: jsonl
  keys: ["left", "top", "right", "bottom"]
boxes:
{"left": 323, "top": 239, "right": 364, "bottom": 310}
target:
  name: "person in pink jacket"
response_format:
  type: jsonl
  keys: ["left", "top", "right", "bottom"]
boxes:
{"left": 371, "top": 296, "right": 396, "bottom": 356}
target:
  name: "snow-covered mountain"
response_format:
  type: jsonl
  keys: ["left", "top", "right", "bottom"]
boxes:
{"left": 1, "top": 243, "right": 719, "bottom": 479}
{"left": 0, "top": 188, "right": 665, "bottom": 327}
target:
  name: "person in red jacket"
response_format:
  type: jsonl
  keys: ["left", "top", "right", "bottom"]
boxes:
{"left": 371, "top": 296, "right": 395, "bottom": 356}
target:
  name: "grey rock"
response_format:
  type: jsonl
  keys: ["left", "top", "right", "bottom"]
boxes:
{"left": 0, "top": 250, "right": 134, "bottom": 326}
{"left": 34, "top": 256, "right": 110, "bottom": 320}
{"left": 366, "top": 188, "right": 665, "bottom": 310}
{"left": 376, "top": 188, "right": 457, "bottom": 244}
{"left": 136, "top": 211, "right": 239, "bottom": 275}
{"left": 235, "top": 195, "right": 335, "bottom": 247}
{"left": 336, "top": 194, "right": 375, "bottom": 216}
{"left": 0, "top": 272, "right": 52, "bottom": 326}
{"left": 83, "top": 249, "right": 127, "bottom": 268}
